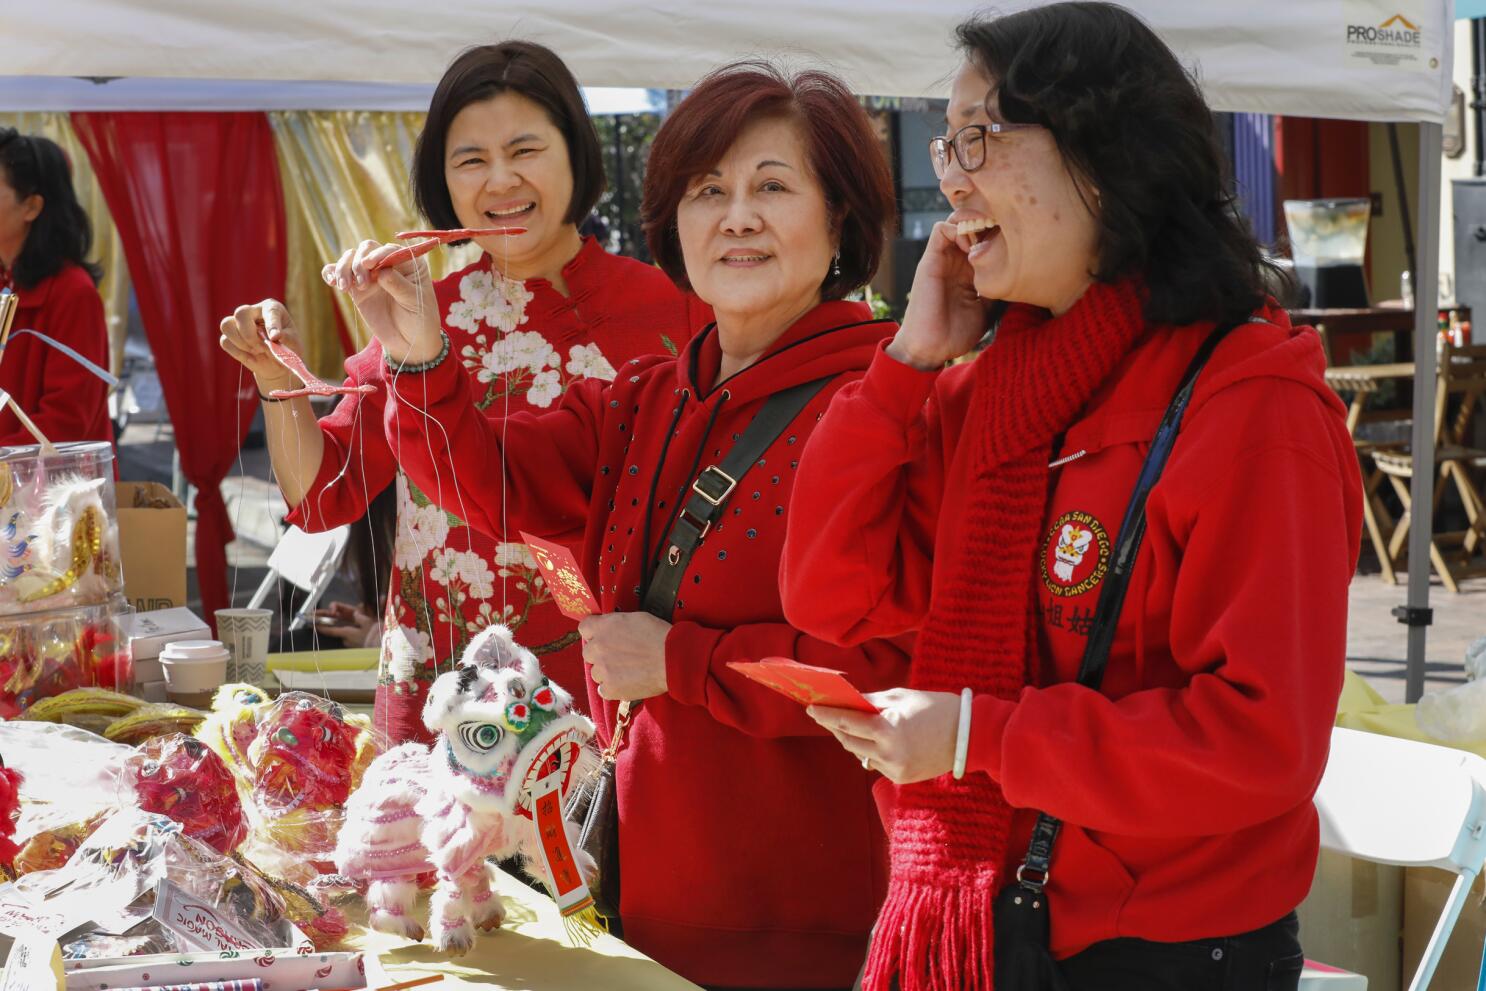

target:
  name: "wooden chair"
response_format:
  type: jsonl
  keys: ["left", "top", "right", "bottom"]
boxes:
{"left": 1372, "top": 341, "right": 1486, "bottom": 592}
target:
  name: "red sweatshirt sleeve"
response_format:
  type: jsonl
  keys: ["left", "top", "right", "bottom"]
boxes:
{"left": 780, "top": 343, "right": 949, "bottom": 646}
{"left": 969, "top": 381, "right": 1360, "bottom": 838}
{"left": 283, "top": 343, "right": 397, "bottom": 533}
{"left": 27, "top": 279, "right": 109, "bottom": 444}
{"left": 382, "top": 344, "right": 604, "bottom": 542}
{"left": 664, "top": 619, "right": 913, "bottom": 738}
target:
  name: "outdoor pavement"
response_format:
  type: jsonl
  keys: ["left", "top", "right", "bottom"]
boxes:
{"left": 115, "top": 420, "right": 1485, "bottom": 698}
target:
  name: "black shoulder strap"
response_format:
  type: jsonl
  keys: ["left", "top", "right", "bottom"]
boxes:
{"left": 641, "top": 376, "right": 832, "bottom": 620}
{"left": 1017, "top": 318, "right": 1240, "bottom": 891}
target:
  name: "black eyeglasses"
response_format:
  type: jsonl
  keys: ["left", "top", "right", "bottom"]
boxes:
{"left": 928, "top": 121, "right": 1040, "bottom": 179}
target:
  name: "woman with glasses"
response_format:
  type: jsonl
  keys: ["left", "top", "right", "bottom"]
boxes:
{"left": 0, "top": 129, "right": 111, "bottom": 447}
{"left": 782, "top": 3, "right": 1360, "bottom": 989}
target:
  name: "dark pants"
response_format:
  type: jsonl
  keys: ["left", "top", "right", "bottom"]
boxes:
{"left": 1060, "top": 913, "right": 1304, "bottom": 991}
{"left": 851, "top": 912, "right": 1303, "bottom": 991}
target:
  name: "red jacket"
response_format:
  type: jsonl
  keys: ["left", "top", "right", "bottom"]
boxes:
{"left": 782, "top": 304, "right": 1361, "bottom": 956}
{"left": 286, "top": 239, "right": 702, "bottom": 738}
{"left": 385, "top": 300, "right": 912, "bottom": 987}
{"left": 0, "top": 262, "right": 111, "bottom": 448}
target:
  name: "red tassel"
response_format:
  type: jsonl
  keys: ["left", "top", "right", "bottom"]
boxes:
{"left": 864, "top": 880, "right": 997, "bottom": 991}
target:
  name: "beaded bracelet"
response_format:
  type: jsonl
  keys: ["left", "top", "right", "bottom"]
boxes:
{"left": 384, "top": 332, "right": 451, "bottom": 375}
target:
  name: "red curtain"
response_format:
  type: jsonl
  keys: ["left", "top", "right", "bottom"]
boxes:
{"left": 73, "top": 112, "right": 286, "bottom": 630}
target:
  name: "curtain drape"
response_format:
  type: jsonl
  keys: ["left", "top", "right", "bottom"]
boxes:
{"left": 271, "top": 110, "right": 477, "bottom": 377}
{"left": 0, "top": 112, "right": 132, "bottom": 375}
{"left": 72, "top": 111, "right": 287, "bottom": 629}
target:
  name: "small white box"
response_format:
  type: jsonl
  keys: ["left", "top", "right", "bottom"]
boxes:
{"left": 136, "top": 680, "right": 167, "bottom": 703}
{"left": 132, "top": 658, "right": 162, "bottom": 684}
{"left": 119, "top": 608, "right": 210, "bottom": 662}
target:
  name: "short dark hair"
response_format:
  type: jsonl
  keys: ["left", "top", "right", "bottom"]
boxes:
{"left": 641, "top": 62, "right": 895, "bottom": 301}
{"left": 412, "top": 41, "right": 605, "bottom": 234}
{"left": 957, "top": 2, "right": 1284, "bottom": 327}
{"left": 0, "top": 129, "right": 101, "bottom": 290}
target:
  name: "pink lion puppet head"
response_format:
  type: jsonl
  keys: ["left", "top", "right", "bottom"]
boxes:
{"left": 422, "top": 624, "right": 594, "bottom": 820}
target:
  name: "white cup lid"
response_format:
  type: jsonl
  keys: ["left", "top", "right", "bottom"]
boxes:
{"left": 161, "top": 639, "right": 230, "bottom": 662}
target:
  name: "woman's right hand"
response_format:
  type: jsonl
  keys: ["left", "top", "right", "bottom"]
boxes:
{"left": 887, "top": 221, "right": 993, "bottom": 370}
{"left": 219, "top": 298, "right": 303, "bottom": 392}
{"left": 323, "top": 240, "right": 444, "bottom": 366}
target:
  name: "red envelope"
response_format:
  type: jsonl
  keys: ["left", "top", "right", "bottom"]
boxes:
{"left": 520, "top": 531, "right": 600, "bottom": 620}
{"left": 726, "top": 657, "right": 880, "bottom": 713}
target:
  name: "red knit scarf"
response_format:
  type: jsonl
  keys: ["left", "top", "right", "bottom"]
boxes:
{"left": 864, "top": 278, "right": 1149, "bottom": 991}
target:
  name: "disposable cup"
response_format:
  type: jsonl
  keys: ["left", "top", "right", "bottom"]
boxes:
{"left": 216, "top": 607, "right": 273, "bottom": 686}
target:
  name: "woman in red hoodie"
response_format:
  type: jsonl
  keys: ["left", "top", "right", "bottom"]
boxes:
{"left": 784, "top": 5, "right": 1361, "bottom": 990}
{"left": 219, "top": 42, "right": 702, "bottom": 743}
{"left": 339, "top": 63, "right": 910, "bottom": 988}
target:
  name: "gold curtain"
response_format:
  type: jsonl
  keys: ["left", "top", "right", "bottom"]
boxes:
{"left": 0, "top": 112, "right": 131, "bottom": 375}
{"left": 271, "top": 111, "right": 480, "bottom": 379}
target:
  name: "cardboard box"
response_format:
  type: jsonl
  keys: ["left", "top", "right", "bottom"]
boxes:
{"left": 119, "top": 607, "right": 209, "bottom": 662}
{"left": 1402, "top": 866, "right": 1486, "bottom": 989}
{"left": 1295, "top": 847, "right": 1401, "bottom": 988}
{"left": 115, "top": 481, "right": 187, "bottom": 613}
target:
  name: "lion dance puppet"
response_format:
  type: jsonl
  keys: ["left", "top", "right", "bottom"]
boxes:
{"left": 333, "top": 625, "right": 598, "bottom": 954}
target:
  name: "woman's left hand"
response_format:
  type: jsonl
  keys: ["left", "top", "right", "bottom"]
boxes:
{"left": 808, "top": 688, "right": 962, "bottom": 784}
{"left": 579, "top": 612, "right": 671, "bottom": 702}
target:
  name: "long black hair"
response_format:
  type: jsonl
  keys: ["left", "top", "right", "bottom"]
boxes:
{"left": 0, "top": 128, "right": 102, "bottom": 290}
{"left": 412, "top": 40, "right": 605, "bottom": 233}
{"left": 957, "top": 2, "right": 1284, "bottom": 327}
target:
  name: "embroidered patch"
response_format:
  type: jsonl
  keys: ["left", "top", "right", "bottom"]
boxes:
{"left": 1040, "top": 510, "right": 1110, "bottom": 598}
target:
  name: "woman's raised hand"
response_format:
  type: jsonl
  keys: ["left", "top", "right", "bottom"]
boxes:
{"left": 888, "top": 221, "right": 993, "bottom": 370}
{"left": 323, "top": 240, "right": 445, "bottom": 365}
{"left": 219, "top": 298, "right": 303, "bottom": 393}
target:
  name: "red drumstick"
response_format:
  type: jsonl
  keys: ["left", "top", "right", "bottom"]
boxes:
{"left": 366, "top": 227, "right": 526, "bottom": 275}
{"left": 264, "top": 337, "right": 376, "bottom": 399}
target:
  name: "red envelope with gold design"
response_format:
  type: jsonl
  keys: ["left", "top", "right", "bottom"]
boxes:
{"left": 519, "top": 531, "right": 600, "bottom": 619}
{"left": 727, "top": 657, "right": 880, "bottom": 713}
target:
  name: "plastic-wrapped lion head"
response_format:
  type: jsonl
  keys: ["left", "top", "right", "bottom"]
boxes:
{"left": 422, "top": 624, "right": 594, "bottom": 818}
{"left": 248, "top": 693, "right": 374, "bottom": 816}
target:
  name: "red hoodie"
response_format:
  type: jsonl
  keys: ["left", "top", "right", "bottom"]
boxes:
{"left": 782, "top": 304, "right": 1362, "bottom": 957}
{"left": 384, "top": 300, "right": 912, "bottom": 988}
{"left": 0, "top": 262, "right": 111, "bottom": 448}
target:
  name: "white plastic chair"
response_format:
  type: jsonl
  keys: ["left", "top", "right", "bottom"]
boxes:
{"left": 1305, "top": 727, "right": 1486, "bottom": 991}
{"left": 245, "top": 524, "right": 350, "bottom": 633}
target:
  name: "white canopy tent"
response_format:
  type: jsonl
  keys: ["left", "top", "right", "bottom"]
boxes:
{"left": 6, "top": 0, "right": 1459, "bottom": 696}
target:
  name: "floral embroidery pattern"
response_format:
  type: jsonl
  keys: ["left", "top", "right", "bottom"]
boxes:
{"left": 381, "top": 259, "right": 615, "bottom": 689}
{"left": 456, "top": 271, "right": 618, "bottom": 410}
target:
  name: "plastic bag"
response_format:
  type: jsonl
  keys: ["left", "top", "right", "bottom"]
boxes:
{"left": 122, "top": 733, "right": 248, "bottom": 855}
{"left": 1416, "top": 676, "right": 1486, "bottom": 743}
{"left": 0, "top": 721, "right": 131, "bottom": 849}
{"left": 2, "top": 807, "right": 294, "bottom": 958}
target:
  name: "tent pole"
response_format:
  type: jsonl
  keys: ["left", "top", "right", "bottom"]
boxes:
{"left": 1403, "top": 121, "right": 1443, "bottom": 704}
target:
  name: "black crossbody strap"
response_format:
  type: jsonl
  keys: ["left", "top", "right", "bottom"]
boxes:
{"left": 641, "top": 376, "right": 833, "bottom": 620}
{"left": 1017, "top": 319, "right": 1240, "bottom": 891}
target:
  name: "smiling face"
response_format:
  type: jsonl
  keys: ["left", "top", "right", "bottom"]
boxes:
{"left": 444, "top": 91, "right": 582, "bottom": 281}
{"left": 676, "top": 114, "right": 835, "bottom": 363}
{"left": 941, "top": 61, "right": 1100, "bottom": 315}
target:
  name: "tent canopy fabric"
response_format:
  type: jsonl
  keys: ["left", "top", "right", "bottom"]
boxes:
{"left": 6, "top": 0, "right": 1455, "bottom": 122}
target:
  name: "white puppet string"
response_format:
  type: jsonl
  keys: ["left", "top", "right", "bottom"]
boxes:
{"left": 231, "top": 364, "right": 248, "bottom": 607}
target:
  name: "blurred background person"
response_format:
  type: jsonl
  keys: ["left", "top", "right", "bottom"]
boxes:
{"left": 0, "top": 128, "right": 110, "bottom": 447}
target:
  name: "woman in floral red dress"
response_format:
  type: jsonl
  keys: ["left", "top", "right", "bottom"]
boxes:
{"left": 220, "top": 41, "right": 702, "bottom": 742}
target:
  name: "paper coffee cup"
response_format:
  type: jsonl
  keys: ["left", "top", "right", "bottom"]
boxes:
{"left": 160, "top": 639, "right": 229, "bottom": 708}
{"left": 216, "top": 608, "right": 273, "bottom": 686}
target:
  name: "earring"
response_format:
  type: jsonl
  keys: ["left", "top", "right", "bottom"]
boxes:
{"left": 832, "top": 248, "right": 841, "bottom": 278}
